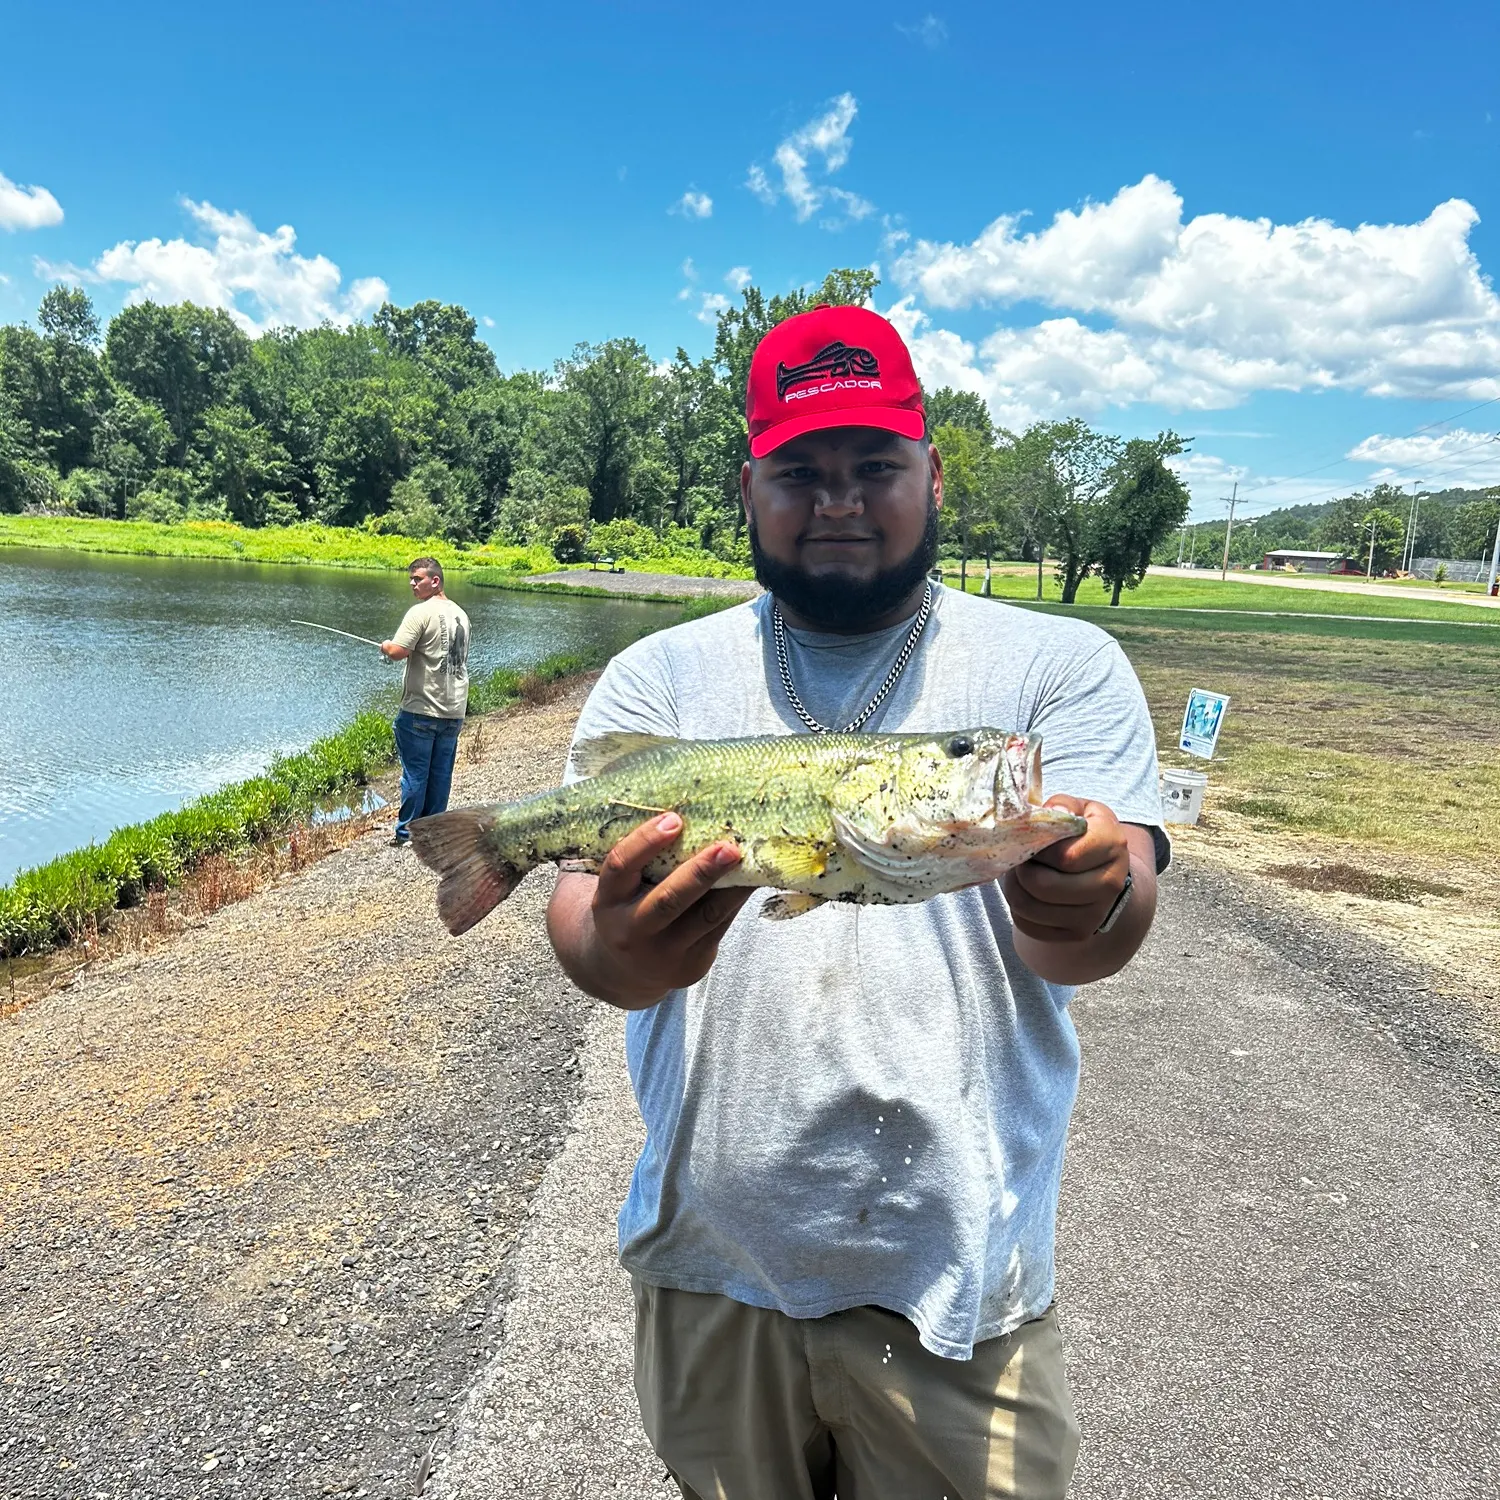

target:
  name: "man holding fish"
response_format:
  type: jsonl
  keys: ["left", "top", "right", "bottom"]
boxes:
{"left": 414, "top": 307, "right": 1168, "bottom": 1497}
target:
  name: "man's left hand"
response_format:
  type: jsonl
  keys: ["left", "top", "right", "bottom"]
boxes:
{"left": 1001, "top": 795, "right": 1130, "bottom": 943}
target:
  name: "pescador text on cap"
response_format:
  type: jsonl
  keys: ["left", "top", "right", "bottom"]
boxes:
{"left": 745, "top": 305, "right": 926, "bottom": 459}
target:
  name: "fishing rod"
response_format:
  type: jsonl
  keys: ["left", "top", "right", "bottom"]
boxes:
{"left": 291, "top": 619, "right": 388, "bottom": 650}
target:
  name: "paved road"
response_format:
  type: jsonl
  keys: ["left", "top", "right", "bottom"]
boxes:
{"left": 433, "top": 858, "right": 1500, "bottom": 1500}
{"left": 1149, "top": 565, "right": 1500, "bottom": 610}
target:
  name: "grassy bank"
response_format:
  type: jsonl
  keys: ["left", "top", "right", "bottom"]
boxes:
{"left": 0, "top": 514, "right": 557, "bottom": 574}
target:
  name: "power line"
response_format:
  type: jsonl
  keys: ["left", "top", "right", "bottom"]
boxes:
{"left": 1195, "top": 392, "right": 1500, "bottom": 505}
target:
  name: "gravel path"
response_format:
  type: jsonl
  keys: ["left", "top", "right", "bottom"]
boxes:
{"left": 1, "top": 682, "right": 601, "bottom": 1500}
{"left": 8, "top": 688, "right": 1498, "bottom": 1498}
{"left": 432, "top": 855, "right": 1500, "bottom": 1499}
{"left": 526, "top": 570, "right": 761, "bottom": 599}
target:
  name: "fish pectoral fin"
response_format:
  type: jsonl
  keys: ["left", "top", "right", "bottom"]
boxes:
{"left": 752, "top": 835, "right": 829, "bottom": 886}
{"left": 569, "top": 732, "right": 679, "bottom": 779}
{"left": 761, "top": 891, "right": 827, "bottom": 921}
{"left": 557, "top": 858, "right": 601, "bottom": 874}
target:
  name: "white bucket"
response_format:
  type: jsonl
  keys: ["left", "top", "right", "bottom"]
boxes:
{"left": 1160, "top": 768, "right": 1209, "bottom": 825}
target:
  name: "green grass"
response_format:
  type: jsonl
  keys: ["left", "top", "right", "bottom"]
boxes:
{"left": 0, "top": 594, "right": 741, "bottom": 961}
{"left": 940, "top": 565, "right": 1500, "bottom": 624}
{"left": 1080, "top": 610, "right": 1500, "bottom": 865}
{"left": 0, "top": 514, "right": 558, "bottom": 574}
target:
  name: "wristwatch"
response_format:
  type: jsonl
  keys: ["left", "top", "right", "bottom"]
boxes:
{"left": 1094, "top": 872, "right": 1134, "bottom": 934}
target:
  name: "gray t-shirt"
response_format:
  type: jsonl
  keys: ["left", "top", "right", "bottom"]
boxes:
{"left": 566, "top": 584, "right": 1166, "bottom": 1359}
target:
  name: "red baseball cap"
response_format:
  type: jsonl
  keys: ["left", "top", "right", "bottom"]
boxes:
{"left": 746, "top": 304, "right": 926, "bottom": 459}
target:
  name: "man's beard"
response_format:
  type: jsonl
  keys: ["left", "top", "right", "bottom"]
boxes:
{"left": 750, "top": 494, "right": 939, "bottom": 632}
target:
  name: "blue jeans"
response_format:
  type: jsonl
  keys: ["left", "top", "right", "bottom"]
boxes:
{"left": 393, "top": 710, "right": 463, "bottom": 841}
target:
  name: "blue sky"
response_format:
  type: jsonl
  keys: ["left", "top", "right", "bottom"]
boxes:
{"left": 3, "top": 0, "right": 1498, "bottom": 520}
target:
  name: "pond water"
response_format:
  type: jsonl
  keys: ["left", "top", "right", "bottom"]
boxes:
{"left": 0, "top": 548, "right": 676, "bottom": 884}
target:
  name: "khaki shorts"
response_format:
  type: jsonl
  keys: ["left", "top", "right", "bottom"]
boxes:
{"left": 632, "top": 1279, "right": 1080, "bottom": 1500}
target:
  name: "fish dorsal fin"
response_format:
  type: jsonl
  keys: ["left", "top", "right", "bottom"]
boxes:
{"left": 570, "top": 731, "right": 678, "bottom": 779}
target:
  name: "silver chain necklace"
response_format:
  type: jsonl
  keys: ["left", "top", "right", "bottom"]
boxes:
{"left": 772, "top": 582, "right": 934, "bottom": 735}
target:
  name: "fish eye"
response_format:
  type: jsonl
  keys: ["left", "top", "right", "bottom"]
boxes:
{"left": 945, "top": 735, "right": 974, "bottom": 758}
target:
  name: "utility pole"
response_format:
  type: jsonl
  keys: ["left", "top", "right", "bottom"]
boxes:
{"left": 1366, "top": 513, "right": 1378, "bottom": 579}
{"left": 1177, "top": 525, "right": 1185, "bottom": 568}
{"left": 1402, "top": 482, "right": 1422, "bottom": 575}
{"left": 1219, "top": 482, "right": 1238, "bottom": 581}
{"left": 1487, "top": 512, "right": 1500, "bottom": 597}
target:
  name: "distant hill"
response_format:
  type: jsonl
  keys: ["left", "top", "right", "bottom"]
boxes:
{"left": 1161, "top": 485, "right": 1498, "bottom": 567}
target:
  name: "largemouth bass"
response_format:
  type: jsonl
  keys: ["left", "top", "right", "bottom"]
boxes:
{"left": 409, "top": 727, "right": 1086, "bottom": 935}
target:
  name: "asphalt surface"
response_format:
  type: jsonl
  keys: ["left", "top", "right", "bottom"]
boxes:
{"left": 432, "top": 856, "right": 1500, "bottom": 1500}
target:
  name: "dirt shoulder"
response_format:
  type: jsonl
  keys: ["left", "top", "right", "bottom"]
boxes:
{"left": 0, "top": 681, "right": 600, "bottom": 1500}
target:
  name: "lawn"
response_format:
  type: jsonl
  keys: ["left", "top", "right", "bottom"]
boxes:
{"left": 938, "top": 563, "right": 1500, "bottom": 625}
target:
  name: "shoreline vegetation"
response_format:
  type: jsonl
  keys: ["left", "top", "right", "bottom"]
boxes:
{"left": 0, "top": 599, "right": 729, "bottom": 966}
{"left": 4, "top": 516, "right": 1490, "bottom": 622}
{"left": 0, "top": 512, "right": 754, "bottom": 579}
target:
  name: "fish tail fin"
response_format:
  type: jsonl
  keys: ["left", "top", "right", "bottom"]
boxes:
{"left": 408, "top": 809, "right": 523, "bottom": 936}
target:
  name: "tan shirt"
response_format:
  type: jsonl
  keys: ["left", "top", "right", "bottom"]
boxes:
{"left": 394, "top": 596, "right": 470, "bottom": 719}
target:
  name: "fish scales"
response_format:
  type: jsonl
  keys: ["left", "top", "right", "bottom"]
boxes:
{"left": 409, "top": 728, "right": 1087, "bottom": 936}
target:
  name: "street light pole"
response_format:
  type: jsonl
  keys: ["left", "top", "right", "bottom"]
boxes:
{"left": 1219, "top": 482, "right": 1238, "bottom": 581}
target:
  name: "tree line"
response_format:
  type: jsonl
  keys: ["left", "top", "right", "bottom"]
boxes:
{"left": 0, "top": 270, "right": 1190, "bottom": 599}
{"left": 1157, "top": 484, "right": 1500, "bottom": 574}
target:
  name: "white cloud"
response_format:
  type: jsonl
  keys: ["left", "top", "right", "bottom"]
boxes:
{"left": 0, "top": 170, "right": 63, "bottom": 232}
{"left": 1347, "top": 428, "right": 1500, "bottom": 487}
{"left": 725, "top": 265, "right": 752, "bottom": 291}
{"left": 896, "top": 14, "right": 948, "bottom": 47}
{"left": 889, "top": 176, "right": 1500, "bottom": 421}
{"left": 45, "top": 199, "right": 388, "bottom": 334}
{"left": 481, "top": 315, "right": 495, "bottom": 328}
{"left": 696, "top": 292, "right": 731, "bottom": 325}
{"left": 671, "top": 189, "right": 713, "bottom": 219}
{"left": 747, "top": 94, "right": 871, "bottom": 226}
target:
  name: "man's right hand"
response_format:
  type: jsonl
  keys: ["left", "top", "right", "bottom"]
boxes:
{"left": 546, "top": 812, "right": 753, "bottom": 1010}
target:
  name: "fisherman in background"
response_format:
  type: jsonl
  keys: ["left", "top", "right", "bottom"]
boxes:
{"left": 546, "top": 305, "right": 1171, "bottom": 1499}
{"left": 380, "top": 557, "right": 470, "bottom": 848}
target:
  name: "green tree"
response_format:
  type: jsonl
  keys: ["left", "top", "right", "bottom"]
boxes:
{"left": 1359, "top": 507, "right": 1406, "bottom": 575}
{"left": 1451, "top": 494, "right": 1500, "bottom": 560}
{"left": 547, "top": 339, "right": 661, "bottom": 524}
{"left": 925, "top": 387, "right": 993, "bottom": 442}
{"left": 190, "top": 403, "right": 295, "bottom": 527}
{"left": 92, "top": 388, "right": 172, "bottom": 517}
{"left": 370, "top": 457, "right": 478, "bottom": 542}
{"left": 1028, "top": 419, "right": 1121, "bottom": 603}
{"left": 104, "top": 302, "right": 251, "bottom": 460}
{"left": 372, "top": 300, "right": 497, "bottom": 391}
{"left": 932, "top": 422, "right": 990, "bottom": 590}
{"left": 1096, "top": 434, "right": 1191, "bottom": 605}
{"left": 712, "top": 267, "right": 880, "bottom": 412}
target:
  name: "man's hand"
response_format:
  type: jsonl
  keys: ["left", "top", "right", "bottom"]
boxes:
{"left": 380, "top": 640, "right": 410, "bottom": 661}
{"left": 1002, "top": 796, "right": 1157, "bottom": 984}
{"left": 546, "top": 812, "right": 754, "bottom": 1010}
{"left": 1002, "top": 795, "right": 1130, "bottom": 943}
